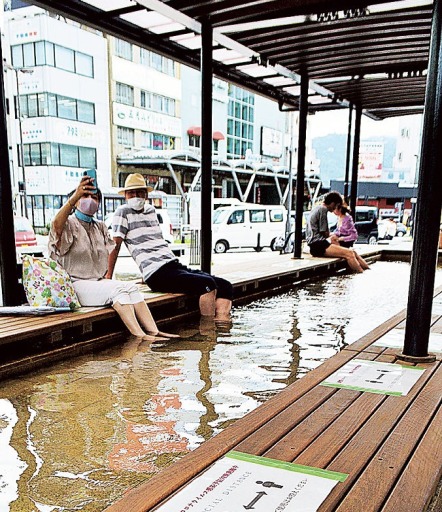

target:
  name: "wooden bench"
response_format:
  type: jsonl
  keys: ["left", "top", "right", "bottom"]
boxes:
{"left": 105, "top": 293, "right": 442, "bottom": 512}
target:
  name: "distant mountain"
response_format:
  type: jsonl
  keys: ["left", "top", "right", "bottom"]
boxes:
{"left": 312, "top": 134, "right": 397, "bottom": 187}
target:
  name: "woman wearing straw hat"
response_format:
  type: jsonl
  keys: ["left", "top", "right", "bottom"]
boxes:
{"left": 49, "top": 174, "right": 177, "bottom": 341}
{"left": 107, "top": 173, "right": 233, "bottom": 324}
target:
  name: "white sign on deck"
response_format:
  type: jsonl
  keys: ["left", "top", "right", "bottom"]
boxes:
{"left": 155, "top": 451, "right": 347, "bottom": 512}
{"left": 320, "top": 359, "right": 425, "bottom": 396}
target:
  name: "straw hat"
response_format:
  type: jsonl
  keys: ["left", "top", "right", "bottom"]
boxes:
{"left": 118, "top": 173, "right": 153, "bottom": 195}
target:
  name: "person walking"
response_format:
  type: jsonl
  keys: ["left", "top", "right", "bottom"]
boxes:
{"left": 306, "top": 191, "right": 369, "bottom": 272}
{"left": 49, "top": 175, "right": 177, "bottom": 341}
{"left": 107, "top": 173, "right": 233, "bottom": 324}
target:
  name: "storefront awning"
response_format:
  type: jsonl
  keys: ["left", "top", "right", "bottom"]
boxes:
{"left": 187, "top": 126, "right": 202, "bottom": 136}
{"left": 212, "top": 131, "right": 225, "bottom": 141}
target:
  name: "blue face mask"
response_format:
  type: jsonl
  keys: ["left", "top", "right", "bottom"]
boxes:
{"left": 75, "top": 209, "right": 94, "bottom": 223}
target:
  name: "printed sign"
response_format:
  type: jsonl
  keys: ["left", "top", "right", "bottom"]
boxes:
{"left": 155, "top": 451, "right": 347, "bottom": 512}
{"left": 358, "top": 141, "right": 383, "bottom": 179}
{"left": 373, "top": 329, "right": 442, "bottom": 353}
{"left": 320, "top": 359, "right": 425, "bottom": 396}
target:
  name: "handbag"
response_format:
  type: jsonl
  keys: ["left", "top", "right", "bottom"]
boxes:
{"left": 22, "top": 255, "right": 80, "bottom": 310}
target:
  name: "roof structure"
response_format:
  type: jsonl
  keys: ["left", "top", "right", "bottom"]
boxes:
{"left": 26, "top": 0, "right": 433, "bottom": 120}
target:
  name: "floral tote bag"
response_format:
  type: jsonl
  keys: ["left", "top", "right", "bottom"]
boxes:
{"left": 22, "top": 255, "right": 80, "bottom": 310}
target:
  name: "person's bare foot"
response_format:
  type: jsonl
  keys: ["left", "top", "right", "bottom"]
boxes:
{"left": 145, "top": 330, "right": 180, "bottom": 338}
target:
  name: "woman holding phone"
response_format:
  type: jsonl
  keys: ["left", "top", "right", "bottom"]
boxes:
{"left": 49, "top": 174, "right": 177, "bottom": 341}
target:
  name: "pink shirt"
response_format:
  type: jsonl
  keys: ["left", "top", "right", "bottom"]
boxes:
{"left": 334, "top": 214, "right": 358, "bottom": 242}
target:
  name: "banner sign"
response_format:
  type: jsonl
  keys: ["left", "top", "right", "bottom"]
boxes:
{"left": 155, "top": 451, "right": 347, "bottom": 512}
{"left": 320, "top": 359, "right": 425, "bottom": 396}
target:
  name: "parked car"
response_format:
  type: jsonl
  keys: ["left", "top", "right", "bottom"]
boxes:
{"left": 354, "top": 206, "right": 379, "bottom": 245}
{"left": 396, "top": 222, "right": 407, "bottom": 237}
{"left": 14, "top": 215, "right": 37, "bottom": 248}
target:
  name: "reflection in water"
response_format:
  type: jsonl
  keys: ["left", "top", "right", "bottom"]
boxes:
{"left": 0, "top": 262, "right": 437, "bottom": 511}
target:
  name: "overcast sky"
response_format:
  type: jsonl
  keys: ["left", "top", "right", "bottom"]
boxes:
{"left": 309, "top": 109, "right": 400, "bottom": 139}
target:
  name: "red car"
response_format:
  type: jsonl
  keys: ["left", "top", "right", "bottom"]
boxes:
{"left": 14, "top": 216, "right": 37, "bottom": 247}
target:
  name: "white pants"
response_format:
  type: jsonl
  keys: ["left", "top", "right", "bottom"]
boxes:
{"left": 73, "top": 279, "right": 144, "bottom": 307}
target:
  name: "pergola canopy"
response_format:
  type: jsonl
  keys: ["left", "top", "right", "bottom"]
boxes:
{"left": 26, "top": 0, "right": 433, "bottom": 120}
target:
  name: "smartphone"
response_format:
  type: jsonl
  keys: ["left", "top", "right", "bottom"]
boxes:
{"left": 83, "top": 169, "right": 97, "bottom": 194}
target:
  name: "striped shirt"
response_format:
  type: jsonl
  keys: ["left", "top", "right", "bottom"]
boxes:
{"left": 112, "top": 204, "right": 176, "bottom": 280}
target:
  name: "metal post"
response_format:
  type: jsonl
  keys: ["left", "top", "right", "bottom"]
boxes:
{"left": 200, "top": 18, "right": 213, "bottom": 273}
{"left": 293, "top": 72, "right": 308, "bottom": 258}
{"left": 349, "top": 104, "right": 362, "bottom": 219}
{"left": 400, "top": 0, "right": 442, "bottom": 362}
{"left": 343, "top": 105, "right": 353, "bottom": 202}
{"left": 283, "top": 111, "right": 294, "bottom": 251}
{"left": 0, "top": 44, "right": 23, "bottom": 306}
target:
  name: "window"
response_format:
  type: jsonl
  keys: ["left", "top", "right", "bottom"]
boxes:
{"left": 18, "top": 93, "right": 95, "bottom": 124}
{"left": 55, "top": 45, "right": 75, "bottom": 72}
{"left": 189, "top": 134, "right": 200, "bottom": 148}
{"left": 115, "top": 38, "right": 133, "bottom": 60}
{"left": 117, "top": 127, "right": 135, "bottom": 147}
{"left": 270, "top": 209, "right": 284, "bottom": 222}
{"left": 228, "top": 211, "right": 245, "bottom": 224}
{"left": 116, "top": 82, "right": 134, "bottom": 106}
{"left": 250, "top": 210, "right": 266, "bottom": 223}
{"left": 11, "top": 41, "right": 94, "bottom": 77}
{"left": 140, "top": 90, "right": 176, "bottom": 115}
{"left": 227, "top": 85, "right": 254, "bottom": 159}
{"left": 22, "top": 142, "right": 96, "bottom": 168}
{"left": 141, "top": 131, "right": 175, "bottom": 150}
{"left": 140, "top": 48, "right": 176, "bottom": 76}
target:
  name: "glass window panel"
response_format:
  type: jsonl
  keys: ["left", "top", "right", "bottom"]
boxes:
{"left": 250, "top": 210, "right": 266, "bottom": 223}
{"left": 234, "top": 121, "right": 241, "bottom": 137}
{"left": 30, "top": 143, "right": 41, "bottom": 165}
{"left": 227, "top": 138, "right": 233, "bottom": 154}
{"left": 37, "top": 93, "right": 47, "bottom": 116}
{"left": 249, "top": 109, "right": 254, "bottom": 122}
{"left": 79, "top": 147, "right": 96, "bottom": 168}
{"left": 57, "top": 96, "right": 76, "bottom": 120}
{"left": 35, "top": 41, "right": 45, "bottom": 65}
{"left": 77, "top": 101, "right": 95, "bottom": 124}
{"left": 23, "top": 43, "right": 35, "bottom": 67}
{"left": 234, "top": 139, "right": 240, "bottom": 155}
{"left": 27, "top": 94, "right": 38, "bottom": 117}
{"left": 47, "top": 93, "right": 57, "bottom": 116}
{"left": 22, "top": 144, "right": 30, "bottom": 166}
{"left": 55, "top": 46, "right": 75, "bottom": 72}
{"left": 140, "top": 48, "right": 149, "bottom": 65}
{"left": 18, "top": 95, "right": 27, "bottom": 118}
{"left": 227, "top": 119, "right": 233, "bottom": 134}
{"left": 11, "top": 45, "right": 24, "bottom": 68}
{"left": 51, "top": 143, "right": 60, "bottom": 165}
{"left": 242, "top": 123, "right": 248, "bottom": 138}
{"left": 75, "top": 52, "right": 93, "bottom": 77}
{"left": 40, "top": 142, "right": 50, "bottom": 165}
{"left": 45, "top": 42, "right": 55, "bottom": 66}
{"left": 248, "top": 125, "right": 254, "bottom": 139}
{"left": 153, "top": 134, "right": 163, "bottom": 149}
{"left": 60, "top": 144, "right": 79, "bottom": 167}
{"left": 115, "top": 39, "right": 133, "bottom": 60}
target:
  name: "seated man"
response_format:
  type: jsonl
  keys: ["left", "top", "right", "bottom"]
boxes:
{"left": 106, "top": 173, "right": 233, "bottom": 323}
{"left": 306, "top": 191, "right": 369, "bottom": 273}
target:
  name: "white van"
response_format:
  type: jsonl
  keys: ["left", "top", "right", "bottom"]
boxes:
{"left": 212, "top": 203, "right": 287, "bottom": 253}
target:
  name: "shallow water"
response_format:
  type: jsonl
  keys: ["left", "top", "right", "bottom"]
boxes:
{"left": 0, "top": 261, "right": 440, "bottom": 511}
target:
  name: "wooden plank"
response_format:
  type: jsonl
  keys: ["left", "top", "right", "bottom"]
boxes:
{"left": 315, "top": 360, "right": 441, "bottom": 512}
{"left": 333, "top": 360, "right": 442, "bottom": 512}
{"left": 381, "top": 403, "right": 442, "bottom": 512}
{"left": 104, "top": 348, "right": 361, "bottom": 512}
{"left": 272, "top": 355, "right": 396, "bottom": 467}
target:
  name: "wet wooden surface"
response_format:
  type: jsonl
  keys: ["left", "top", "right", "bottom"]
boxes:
{"left": 105, "top": 289, "right": 442, "bottom": 512}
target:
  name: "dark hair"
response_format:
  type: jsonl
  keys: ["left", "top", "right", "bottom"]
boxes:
{"left": 338, "top": 203, "right": 351, "bottom": 215}
{"left": 324, "top": 191, "right": 343, "bottom": 206}
{"left": 67, "top": 187, "right": 102, "bottom": 205}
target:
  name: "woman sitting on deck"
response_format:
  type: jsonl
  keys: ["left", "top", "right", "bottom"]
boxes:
{"left": 333, "top": 203, "right": 358, "bottom": 248}
{"left": 306, "top": 191, "right": 369, "bottom": 273}
{"left": 48, "top": 175, "right": 177, "bottom": 341}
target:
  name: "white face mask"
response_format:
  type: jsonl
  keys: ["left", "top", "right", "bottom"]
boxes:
{"left": 127, "top": 197, "right": 145, "bottom": 211}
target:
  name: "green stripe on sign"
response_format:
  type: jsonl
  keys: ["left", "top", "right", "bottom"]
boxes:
{"left": 225, "top": 451, "right": 348, "bottom": 482}
{"left": 320, "top": 382, "right": 403, "bottom": 396}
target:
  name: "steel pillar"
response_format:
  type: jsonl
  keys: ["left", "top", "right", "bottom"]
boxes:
{"left": 293, "top": 72, "right": 308, "bottom": 258}
{"left": 200, "top": 19, "right": 213, "bottom": 273}
{"left": 343, "top": 105, "right": 353, "bottom": 203}
{"left": 0, "top": 41, "right": 22, "bottom": 306}
{"left": 349, "top": 104, "right": 362, "bottom": 218}
{"left": 401, "top": 0, "right": 442, "bottom": 361}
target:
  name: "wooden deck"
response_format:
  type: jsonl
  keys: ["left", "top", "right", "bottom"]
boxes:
{"left": 104, "top": 288, "right": 442, "bottom": 512}
{"left": 0, "top": 249, "right": 383, "bottom": 379}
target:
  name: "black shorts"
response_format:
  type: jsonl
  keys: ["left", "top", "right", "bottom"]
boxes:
{"left": 339, "top": 240, "right": 355, "bottom": 248}
{"left": 309, "top": 239, "right": 331, "bottom": 257}
{"left": 146, "top": 261, "right": 234, "bottom": 300}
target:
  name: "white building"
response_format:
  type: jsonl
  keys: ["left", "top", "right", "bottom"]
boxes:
{"left": 3, "top": 4, "right": 110, "bottom": 228}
